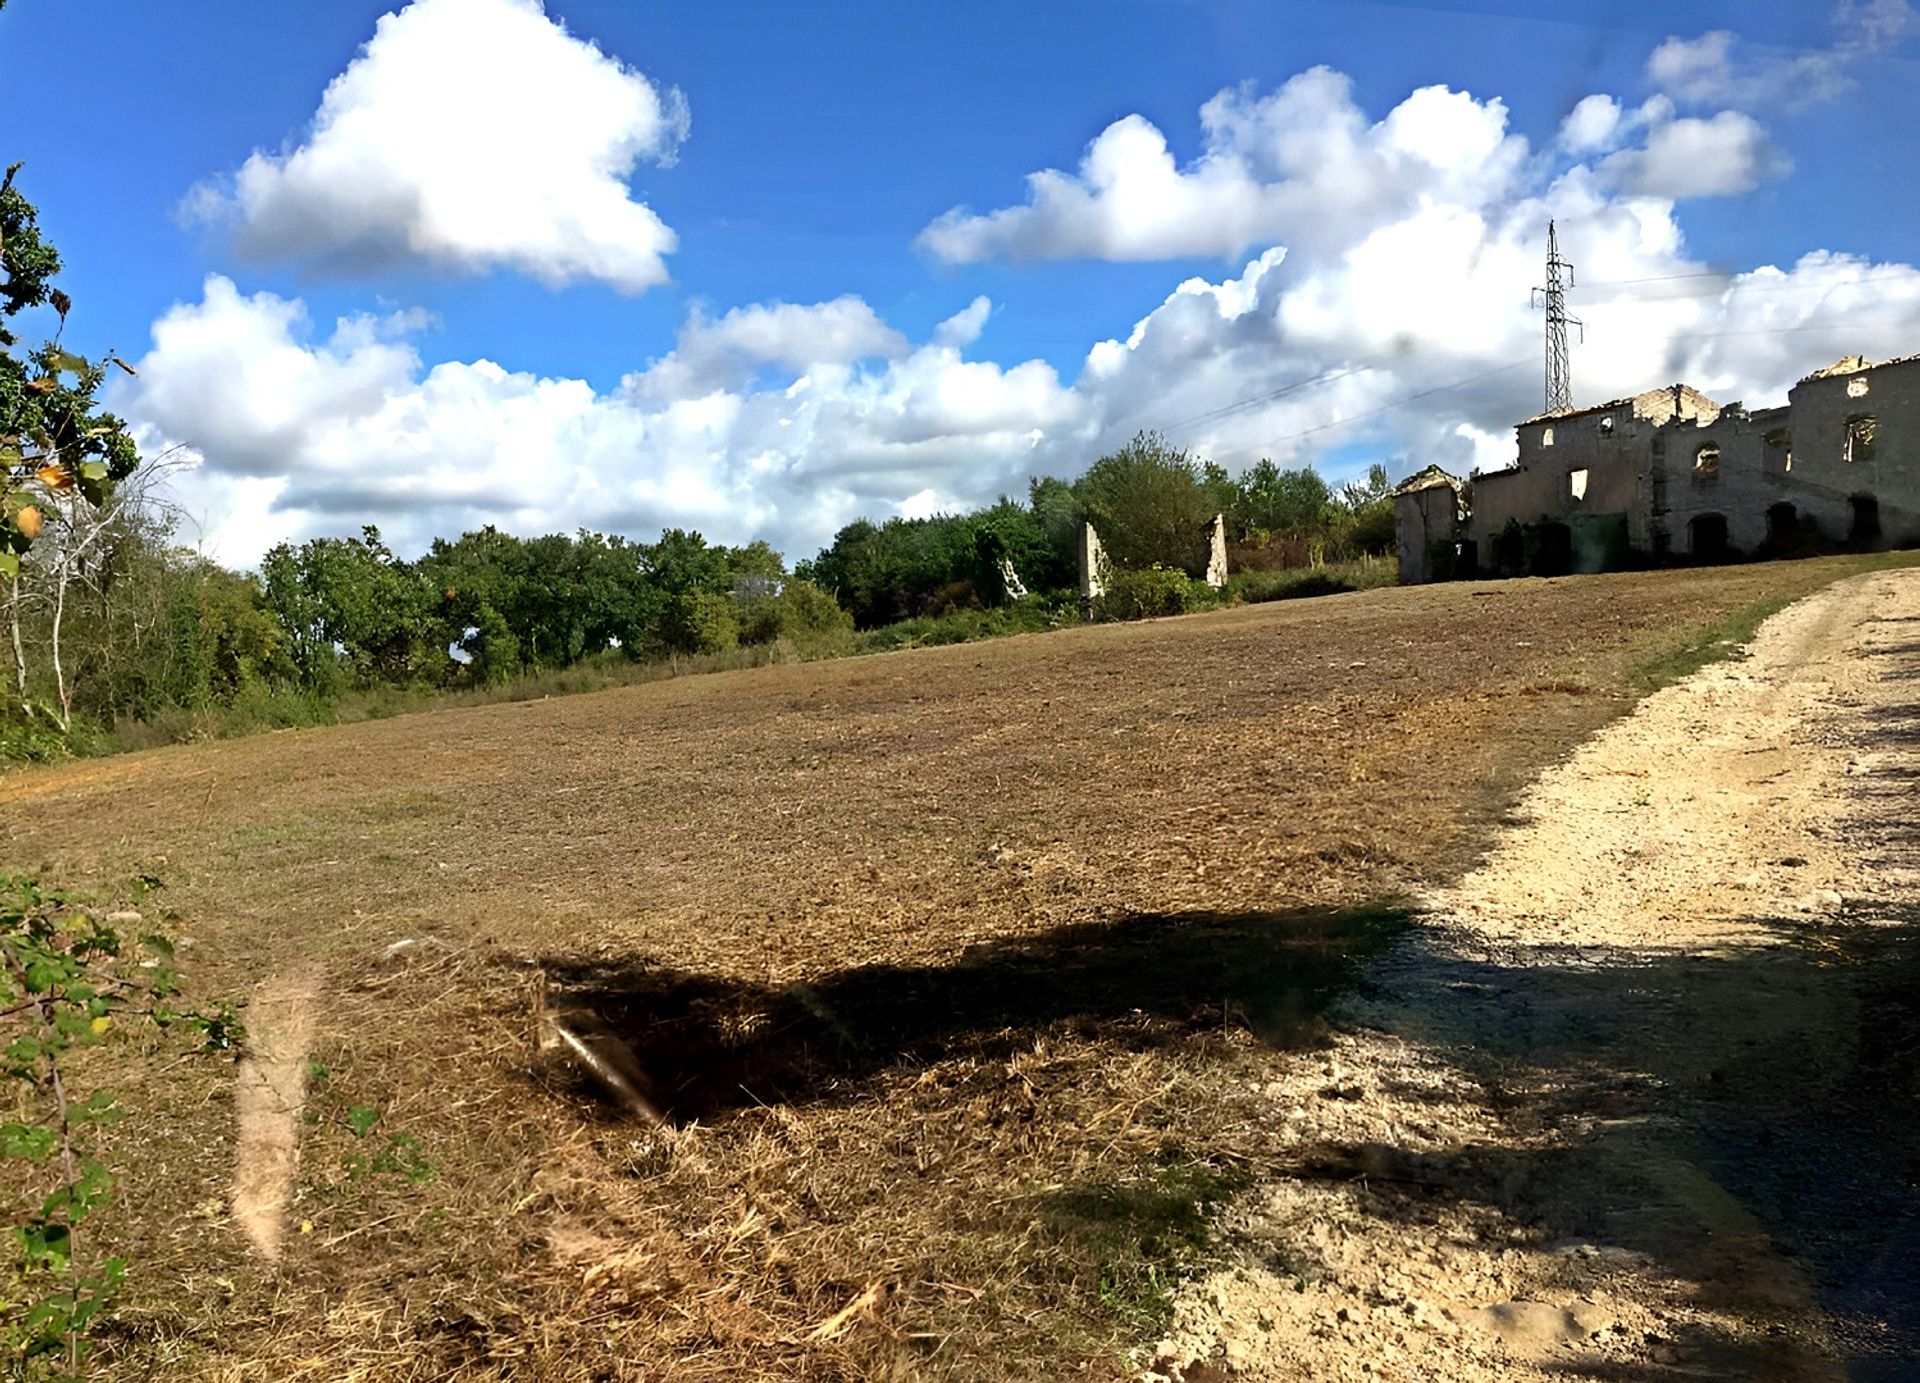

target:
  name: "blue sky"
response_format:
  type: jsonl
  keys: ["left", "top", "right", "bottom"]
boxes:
{"left": 4, "top": 0, "right": 1918, "bottom": 563}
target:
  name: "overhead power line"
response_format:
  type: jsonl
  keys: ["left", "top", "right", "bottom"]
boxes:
{"left": 1581, "top": 269, "right": 1920, "bottom": 305}
{"left": 1261, "top": 359, "right": 1532, "bottom": 448}
{"left": 1579, "top": 265, "right": 1920, "bottom": 293}
{"left": 1156, "top": 362, "right": 1375, "bottom": 433}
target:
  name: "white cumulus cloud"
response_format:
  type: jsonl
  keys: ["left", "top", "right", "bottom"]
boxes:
{"left": 918, "top": 69, "right": 1528, "bottom": 265}
{"left": 188, "top": 0, "right": 688, "bottom": 292}
{"left": 1559, "top": 95, "right": 1625, "bottom": 154}
{"left": 1600, "top": 110, "right": 1788, "bottom": 198}
{"left": 1646, "top": 2, "right": 1917, "bottom": 113}
{"left": 116, "top": 278, "right": 1082, "bottom": 563}
{"left": 123, "top": 47, "right": 1920, "bottom": 571}
{"left": 628, "top": 296, "right": 908, "bottom": 403}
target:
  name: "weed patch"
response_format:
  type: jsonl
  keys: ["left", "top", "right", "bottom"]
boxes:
{"left": 1042, "top": 1150, "right": 1248, "bottom": 1333}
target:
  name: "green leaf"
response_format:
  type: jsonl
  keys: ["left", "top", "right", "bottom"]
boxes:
{"left": 1, "top": 1121, "right": 58, "bottom": 1161}
{"left": 73, "top": 1091, "right": 119, "bottom": 1125}
{"left": 20, "top": 1220, "right": 73, "bottom": 1272}
{"left": 345, "top": 1103, "right": 381, "bottom": 1138}
{"left": 23, "top": 956, "right": 66, "bottom": 992}
{"left": 0, "top": 550, "right": 17, "bottom": 579}
{"left": 46, "top": 348, "right": 87, "bottom": 378}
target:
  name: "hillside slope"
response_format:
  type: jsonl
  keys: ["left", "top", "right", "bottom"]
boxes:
{"left": 1, "top": 556, "right": 1906, "bottom": 1380}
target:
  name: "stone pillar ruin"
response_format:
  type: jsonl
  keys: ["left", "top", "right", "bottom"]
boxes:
{"left": 1078, "top": 522, "right": 1109, "bottom": 603}
{"left": 1203, "top": 513, "right": 1229, "bottom": 588}
{"left": 997, "top": 557, "right": 1029, "bottom": 601}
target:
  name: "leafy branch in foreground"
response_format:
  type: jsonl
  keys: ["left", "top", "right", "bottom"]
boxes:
{"left": 0, "top": 875, "right": 239, "bottom": 1379}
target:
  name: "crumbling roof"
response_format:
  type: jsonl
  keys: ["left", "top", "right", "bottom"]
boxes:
{"left": 1516, "top": 399, "right": 1629, "bottom": 426}
{"left": 1392, "top": 464, "right": 1463, "bottom": 497}
{"left": 1800, "top": 350, "right": 1920, "bottom": 383}
{"left": 1516, "top": 383, "right": 1720, "bottom": 428}
{"left": 1805, "top": 354, "right": 1872, "bottom": 379}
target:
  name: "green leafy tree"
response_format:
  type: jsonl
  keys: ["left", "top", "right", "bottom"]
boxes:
{"left": 801, "top": 515, "right": 985, "bottom": 628}
{"left": 1233, "top": 460, "right": 1335, "bottom": 539}
{"left": 1025, "top": 475, "right": 1083, "bottom": 590}
{"left": 661, "top": 590, "right": 739, "bottom": 655}
{"left": 1076, "top": 432, "right": 1218, "bottom": 573}
{"left": 2, "top": 164, "right": 141, "bottom": 729}
{"left": 737, "top": 578, "right": 853, "bottom": 651}
{"left": 1339, "top": 462, "right": 1396, "bottom": 555}
{"left": 0, "top": 164, "right": 139, "bottom": 578}
{"left": 259, "top": 528, "right": 436, "bottom": 688}
{"left": 969, "top": 497, "right": 1053, "bottom": 601}
{"left": 152, "top": 562, "right": 291, "bottom": 710}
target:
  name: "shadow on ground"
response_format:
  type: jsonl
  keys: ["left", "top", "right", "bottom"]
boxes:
{"left": 523, "top": 619, "right": 1920, "bottom": 1380}
{"left": 1350, "top": 898, "right": 1920, "bottom": 1380}
{"left": 537, "top": 905, "right": 1408, "bottom": 1122}
{"left": 1331, "top": 657, "right": 1920, "bottom": 1380}
{"left": 531, "top": 860, "right": 1920, "bottom": 1378}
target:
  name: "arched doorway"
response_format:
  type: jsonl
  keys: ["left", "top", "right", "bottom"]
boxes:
{"left": 1690, "top": 513, "right": 1729, "bottom": 561}
{"left": 1766, "top": 502, "right": 1797, "bottom": 542}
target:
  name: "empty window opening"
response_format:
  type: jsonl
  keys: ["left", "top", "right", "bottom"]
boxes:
{"left": 1569, "top": 468, "right": 1589, "bottom": 500}
{"left": 1850, "top": 494, "right": 1882, "bottom": 545}
{"left": 1694, "top": 443, "right": 1721, "bottom": 477}
{"left": 1845, "top": 414, "right": 1878, "bottom": 463}
{"left": 1690, "top": 513, "right": 1730, "bottom": 560}
{"left": 1848, "top": 376, "right": 1870, "bottom": 398}
{"left": 1766, "top": 502, "right": 1798, "bottom": 542}
{"left": 1541, "top": 425, "right": 1555, "bottom": 448}
{"left": 1764, "top": 427, "right": 1791, "bottom": 472}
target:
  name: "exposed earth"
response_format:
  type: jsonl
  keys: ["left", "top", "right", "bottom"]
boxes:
{"left": 1150, "top": 567, "right": 1920, "bottom": 1381}
{"left": 2, "top": 556, "right": 1916, "bottom": 1380}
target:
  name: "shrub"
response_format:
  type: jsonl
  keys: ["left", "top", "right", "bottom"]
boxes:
{"left": 0, "top": 715, "right": 86, "bottom": 765}
{"left": 661, "top": 591, "right": 739, "bottom": 655}
{"left": 460, "top": 605, "right": 522, "bottom": 686}
{"left": 1095, "top": 566, "right": 1221, "bottom": 621}
{"left": 1, "top": 875, "right": 238, "bottom": 1375}
{"left": 859, "top": 598, "right": 1066, "bottom": 652}
{"left": 737, "top": 579, "right": 854, "bottom": 654}
{"left": 1224, "top": 555, "right": 1397, "bottom": 606}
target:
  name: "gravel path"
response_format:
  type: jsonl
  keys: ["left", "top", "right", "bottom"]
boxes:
{"left": 1149, "top": 567, "right": 1920, "bottom": 1383}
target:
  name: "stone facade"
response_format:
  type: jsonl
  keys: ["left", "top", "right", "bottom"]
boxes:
{"left": 1392, "top": 466, "right": 1467, "bottom": 585}
{"left": 1395, "top": 352, "right": 1920, "bottom": 582}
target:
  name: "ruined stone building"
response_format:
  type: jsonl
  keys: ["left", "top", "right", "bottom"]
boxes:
{"left": 1395, "top": 351, "right": 1920, "bottom": 583}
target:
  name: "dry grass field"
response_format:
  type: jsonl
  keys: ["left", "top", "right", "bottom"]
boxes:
{"left": 0, "top": 556, "right": 1903, "bottom": 1381}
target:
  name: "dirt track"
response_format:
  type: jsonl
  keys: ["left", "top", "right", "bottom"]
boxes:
{"left": 1151, "top": 568, "right": 1920, "bottom": 1381}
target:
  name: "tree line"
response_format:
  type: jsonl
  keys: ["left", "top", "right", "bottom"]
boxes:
{"left": 802, "top": 433, "right": 1395, "bottom": 629}
{"left": 2, "top": 167, "right": 1397, "bottom": 756}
